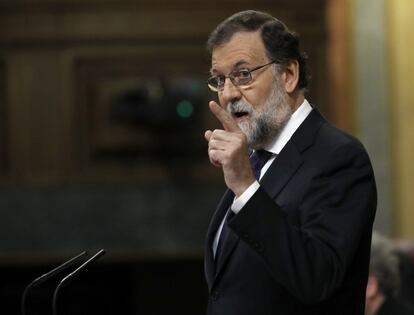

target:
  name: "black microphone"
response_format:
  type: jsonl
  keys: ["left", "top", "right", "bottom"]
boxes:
{"left": 21, "top": 251, "right": 87, "bottom": 315}
{"left": 52, "top": 249, "right": 106, "bottom": 315}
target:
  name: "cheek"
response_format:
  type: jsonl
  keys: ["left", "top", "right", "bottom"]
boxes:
{"left": 244, "top": 86, "right": 272, "bottom": 110}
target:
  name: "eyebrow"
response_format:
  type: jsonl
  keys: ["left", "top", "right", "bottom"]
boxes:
{"left": 234, "top": 60, "right": 250, "bottom": 68}
{"left": 210, "top": 60, "right": 251, "bottom": 75}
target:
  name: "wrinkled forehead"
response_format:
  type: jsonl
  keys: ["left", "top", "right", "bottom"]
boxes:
{"left": 210, "top": 31, "right": 269, "bottom": 74}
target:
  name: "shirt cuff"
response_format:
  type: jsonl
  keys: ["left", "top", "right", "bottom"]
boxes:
{"left": 231, "top": 180, "right": 260, "bottom": 214}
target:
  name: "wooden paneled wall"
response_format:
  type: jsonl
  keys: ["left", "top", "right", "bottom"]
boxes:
{"left": 0, "top": 61, "right": 7, "bottom": 178}
{"left": 0, "top": 0, "right": 328, "bottom": 186}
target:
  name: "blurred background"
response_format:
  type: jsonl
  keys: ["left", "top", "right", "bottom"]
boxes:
{"left": 0, "top": 0, "right": 413, "bottom": 314}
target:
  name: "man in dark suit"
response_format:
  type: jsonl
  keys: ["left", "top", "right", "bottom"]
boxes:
{"left": 204, "top": 10, "right": 377, "bottom": 315}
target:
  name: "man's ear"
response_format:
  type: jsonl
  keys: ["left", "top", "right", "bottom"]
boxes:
{"left": 366, "top": 274, "right": 379, "bottom": 299}
{"left": 281, "top": 59, "right": 300, "bottom": 93}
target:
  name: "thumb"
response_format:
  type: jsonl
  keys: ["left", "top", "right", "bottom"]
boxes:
{"left": 204, "top": 130, "right": 213, "bottom": 142}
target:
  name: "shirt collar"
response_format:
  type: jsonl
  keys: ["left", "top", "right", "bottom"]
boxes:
{"left": 265, "top": 99, "right": 313, "bottom": 155}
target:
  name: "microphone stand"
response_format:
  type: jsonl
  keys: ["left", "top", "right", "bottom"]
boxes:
{"left": 52, "top": 249, "right": 106, "bottom": 315}
{"left": 21, "top": 251, "right": 87, "bottom": 315}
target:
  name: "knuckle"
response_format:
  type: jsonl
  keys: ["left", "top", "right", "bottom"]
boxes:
{"left": 212, "top": 129, "right": 220, "bottom": 137}
{"left": 209, "top": 139, "right": 219, "bottom": 150}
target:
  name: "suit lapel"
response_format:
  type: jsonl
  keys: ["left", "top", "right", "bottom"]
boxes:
{"left": 204, "top": 189, "right": 234, "bottom": 290}
{"left": 260, "top": 109, "right": 325, "bottom": 198}
{"left": 260, "top": 144, "right": 303, "bottom": 198}
{"left": 214, "top": 223, "right": 239, "bottom": 279}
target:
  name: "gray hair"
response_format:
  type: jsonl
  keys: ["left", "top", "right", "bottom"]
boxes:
{"left": 370, "top": 231, "right": 401, "bottom": 297}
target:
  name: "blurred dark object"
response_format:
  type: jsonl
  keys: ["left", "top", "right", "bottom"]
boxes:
{"left": 395, "top": 240, "right": 414, "bottom": 309}
{"left": 110, "top": 78, "right": 202, "bottom": 130}
{"left": 84, "top": 76, "right": 207, "bottom": 160}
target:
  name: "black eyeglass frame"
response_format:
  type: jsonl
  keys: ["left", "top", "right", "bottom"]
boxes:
{"left": 207, "top": 60, "right": 277, "bottom": 92}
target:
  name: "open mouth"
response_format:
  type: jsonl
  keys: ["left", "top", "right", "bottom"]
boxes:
{"left": 233, "top": 111, "right": 249, "bottom": 119}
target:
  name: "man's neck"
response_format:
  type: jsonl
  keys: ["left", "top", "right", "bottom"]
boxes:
{"left": 288, "top": 90, "right": 305, "bottom": 113}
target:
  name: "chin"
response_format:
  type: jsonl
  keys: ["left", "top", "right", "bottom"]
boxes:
{"left": 237, "top": 120, "right": 251, "bottom": 135}
{"left": 234, "top": 115, "right": 250, "bottom": 125}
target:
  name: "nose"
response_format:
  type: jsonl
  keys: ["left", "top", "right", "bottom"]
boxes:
{"left": 219, "top": 78, "right": 242, "bottom": 105}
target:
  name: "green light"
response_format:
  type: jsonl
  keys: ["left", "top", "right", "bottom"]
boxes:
{"left": 176, "top": 100, "right": 194, "bottom": 118}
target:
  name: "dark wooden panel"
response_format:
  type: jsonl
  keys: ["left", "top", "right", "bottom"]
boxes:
{"left": 0, "top": 0, "right": 329, "bottom": 185}
{"left": 6, "top": 52, "right": 67, "bottom": 185}
{"left": 0, "top": 0, "right": 337, "bottom": 265}
{"left": 0, "top": 60, "right": 8, "bottom": 177}
{"left": 0, "top": 0, "right": 326, "bottom": 13}
{"left": 0, "top": 184, "right": 224, "bottom": 260}
{"left": 71, "top": 45, "right": 219, "bottom": 184}
{"left": 0, "top": 0, "right": 326, "bottom": 46}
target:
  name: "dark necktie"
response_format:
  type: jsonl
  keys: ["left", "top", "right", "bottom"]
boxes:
{"left": 215, "top": 150, "right": 273, "bottom": 264}
{"left": 250, "top": 149, "right": 273, "bottom": 180}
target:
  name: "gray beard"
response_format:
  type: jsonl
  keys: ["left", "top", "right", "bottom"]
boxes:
{"left": 227, "top": 80, "right": 293, "bottom": 149}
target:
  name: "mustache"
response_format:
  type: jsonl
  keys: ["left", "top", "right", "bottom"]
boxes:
{"left": 227, "top": 101, "right": 254, "bottom": 115}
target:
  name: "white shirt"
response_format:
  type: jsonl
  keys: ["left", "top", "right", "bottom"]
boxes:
{"left": 212, "top": 99, "right": 313, "bottom": 256}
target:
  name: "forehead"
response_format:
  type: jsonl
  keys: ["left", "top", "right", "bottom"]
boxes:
{"left": 211, "top": 31, "right": 269, "bottom": 72}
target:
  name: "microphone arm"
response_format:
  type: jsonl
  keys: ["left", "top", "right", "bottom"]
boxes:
{"left": 21, "top": 251, "right": 87, "bottom": 315}
{"left": 52, "top": 249, "right": 106, "bottom": 315}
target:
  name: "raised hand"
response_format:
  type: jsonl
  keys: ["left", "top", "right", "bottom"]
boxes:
{"left": 205, "top": 101, "right": 256, "bottom": 196}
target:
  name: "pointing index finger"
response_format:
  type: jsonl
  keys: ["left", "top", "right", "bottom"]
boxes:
{"left": 209, "top": 101, "right": 241, "bottom": 132}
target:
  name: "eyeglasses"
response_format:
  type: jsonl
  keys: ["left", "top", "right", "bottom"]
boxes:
{"left": 207, "top": 60, "right": 276, "bottom": 92}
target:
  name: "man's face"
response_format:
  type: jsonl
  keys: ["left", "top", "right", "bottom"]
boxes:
{"left": 210, "top": 31, "right": 292, "bottom": 149}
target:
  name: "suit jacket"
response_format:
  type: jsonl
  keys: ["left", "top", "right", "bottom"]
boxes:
{"left": 378, "top": 297, "right": 414, "bottom": 315}
{"left": 204, "top": 109, "right": 377, "bottom": 315}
